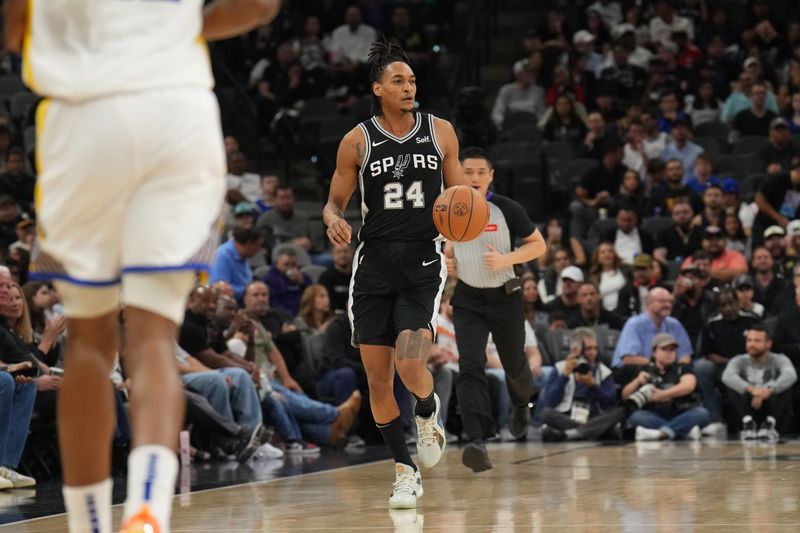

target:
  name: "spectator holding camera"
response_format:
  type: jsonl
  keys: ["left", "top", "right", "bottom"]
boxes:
{"left": 722, "top": 325, "right": 797, "bottom": 440}
{"left": 621, "top": 333, "right": 710, "bottom": 441}
{"left": 540, "top": 328, "right": 623, "bottom": 442}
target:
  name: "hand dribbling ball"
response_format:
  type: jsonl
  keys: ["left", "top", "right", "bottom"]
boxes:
{"left": 432, "top": 185, "right": 489, "bottom": 242}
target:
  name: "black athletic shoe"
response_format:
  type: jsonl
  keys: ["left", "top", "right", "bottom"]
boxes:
{"left": 541, "top": 425, "right": 566, "bottom": 442}
{"left": 508, "top": 405, "right": 531, "bottom": 440}
{"left": 235, "top": 423, "right": 270, "bottom": 462}
{"left": 462, "top": 441, "right": 493, "bottom": 473}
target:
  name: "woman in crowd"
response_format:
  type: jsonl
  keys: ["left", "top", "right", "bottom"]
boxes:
{"left": 724, "top": 210, "right": 748, "bottom": 255}
{"left": 541, "top": 94, "right": 588, "bottom": 148}
{"left": 522, "top": 276, "right": 550, "bottom": 333}
{"left": 538, "top": 247, "right": 572, "bottom": 304}
{"left": 294, "top": 284, "right": 333, "bottom": 335}
{"left": 686, "top": 81, "right": 722, "bottom": 127}
{"left": 22, "top": 282, "right": 65, "bottom": 367}
{"left": 539, "top": 216, "right": 586, "bottom": 269}
{"left": 589, "top": 242, "right": 628, "bottom": 312}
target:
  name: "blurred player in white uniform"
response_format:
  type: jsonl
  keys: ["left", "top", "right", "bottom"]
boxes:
{"left": 4, "top": 1, "right": 280, "bottom": 532}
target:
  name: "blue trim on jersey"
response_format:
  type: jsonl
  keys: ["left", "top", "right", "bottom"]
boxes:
{"left": 486, "top": 192, "right": 494, "bottom": 201}
{"left": 122, "top": 263, "right": 209, "bottom": 274}
{"left": 28, "top": 272, "right": 121, "bottom": 287}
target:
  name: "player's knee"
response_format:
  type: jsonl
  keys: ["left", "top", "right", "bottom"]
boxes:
{"left": 122, "top": 270, "right": 196, "bottom": 325}
{"left": 394, "top": 328, "right": 432, "bottom": 362}
{"left": 54, "top": 281, "right": 120, "bottom": 320}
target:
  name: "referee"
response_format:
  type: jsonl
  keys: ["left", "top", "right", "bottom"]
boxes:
{"left": 446, "top": 147, "right": 547, "bottom": 472}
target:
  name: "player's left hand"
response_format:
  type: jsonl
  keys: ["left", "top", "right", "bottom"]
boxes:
{"left": 483, "top": 244, "right": 507, "bottom": 271}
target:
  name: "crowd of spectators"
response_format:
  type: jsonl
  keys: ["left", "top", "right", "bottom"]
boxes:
{"left": 5, "top": 0, "right": 800, "bottom": 488}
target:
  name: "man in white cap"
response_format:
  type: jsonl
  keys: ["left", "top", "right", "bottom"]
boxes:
{"left": 573, "top": 30, "right": 604, "bottom": 77}
{"left": 545, "top": 266, "right": 583, "bottom": 316}
{"left": 763, "top": 225, "right": 788, "bottom": 276}
{"left": 784, "top": 220, "right": 800, "bottom": 273}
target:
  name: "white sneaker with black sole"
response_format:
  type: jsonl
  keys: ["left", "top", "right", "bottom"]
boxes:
{"left": 389, "top": 463, "right": 423, "bottom": 509}
{"left": 415, "top": 393, "right": 446, "bottom": 469}
{"left": 741, "top": 415, "right": 757, "bottom": 441}
{"left": 757, "top": 416, "right": 779, "bottom": 442}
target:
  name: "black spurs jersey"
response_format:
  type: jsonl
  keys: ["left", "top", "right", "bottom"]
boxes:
{"left": 356, "top": 112, "right": 444, "bottom": 242}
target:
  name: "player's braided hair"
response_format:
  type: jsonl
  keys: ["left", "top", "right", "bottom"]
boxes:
{"left": 368, "top": 38, "right": 411, "bottom": 116}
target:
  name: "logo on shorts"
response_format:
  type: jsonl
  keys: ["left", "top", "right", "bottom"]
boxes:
{"left": 392, "top": 154, "right": 411, "bottom": 180}
{"left": 422, "top": 259, "right": 437, "bottom": 266}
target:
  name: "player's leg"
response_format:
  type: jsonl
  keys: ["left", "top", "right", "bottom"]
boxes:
{"left": 119, "top": 272, "right": 194, "bottom": 533}
{"left": 54, "top": 285, "right": 121, "bottom": 533}
{"left": 486, "top": 293, "right": 536, "bottom": 439}
{"left": 361, "top": 343, "right": 423, "bottom": 509}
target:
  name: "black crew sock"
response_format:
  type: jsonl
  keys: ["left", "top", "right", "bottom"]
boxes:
{"left": 377, "top": 417, "right": 416, "bottom": 470}
{"left": 413, "top": 390, "right": 436, "bottom": 419}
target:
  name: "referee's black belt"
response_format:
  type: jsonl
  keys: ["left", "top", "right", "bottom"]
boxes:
{"left": 455, "top": 279, "right": 509, "bottom": 297}
{"left": 362, "top": 240, "right": 440, "bottom": 253}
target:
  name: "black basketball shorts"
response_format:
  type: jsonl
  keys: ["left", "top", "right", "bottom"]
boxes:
{"left": 349, "top": 240, "right": 447, "bottom": 347}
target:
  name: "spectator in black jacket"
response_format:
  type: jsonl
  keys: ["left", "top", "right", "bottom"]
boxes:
{"left": 568, "top": 282, "right": 626, "bottom": 330}
{"left": 615, "top": 253, "right": 663, "bottom": 318}
{"left": 753, "top": 163, "right": 800, "bottom": 247}
{"left": 570, "top": 140, "right": 627, "bottom": 239}
{"left": 671, "top": 264, "right": 718, "bottom": 349}
{"left": 751, "top": 246, "right": 788, "bottom": 311}
{"left": 0, "top": 148, "right": 34, "bottom": 211}
{"left": 599, "top": 202, "right": 654, "bottom": 265}
{"left": 694, "top": 288, "right": 759, "bottom": 434}
{"left": 758, "top": 117, "right": 798, "bottom": 175}
{"left": 318, "top": 244, "right": 353, "bottom": 313}
{"left": 648, "top": 159, "right": 703, "bottom": 216}
{"left": 654, "top": 199, "right": 702, "bottom": 264}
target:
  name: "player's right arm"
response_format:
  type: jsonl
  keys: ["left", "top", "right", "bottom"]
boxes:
{"left": 323, "top": 127, "right": 364, "bottom": 246}
{"left": 203, "top": 0, "right": 281, "bottom": 42}
{"left": 3, "top": 0, "right": 27, "bottom": 54}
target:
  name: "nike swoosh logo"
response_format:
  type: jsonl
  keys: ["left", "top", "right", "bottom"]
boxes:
{"left": 422, "top": 259, "right": 437, "bottom": 266}
{"left": 372, "top": 139, "right": 389, "bottom": 147}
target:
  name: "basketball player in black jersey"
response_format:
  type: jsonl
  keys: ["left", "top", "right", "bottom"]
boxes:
{"left": 323, "top": 40, "right": 466, "bottom": 509}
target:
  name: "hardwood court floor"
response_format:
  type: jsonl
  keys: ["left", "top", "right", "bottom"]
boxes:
{"left": 5, "top": 440, "right": 800, "bottom": 532}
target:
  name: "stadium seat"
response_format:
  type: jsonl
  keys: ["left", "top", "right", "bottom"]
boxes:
{"left": 715, "top": 154, "right": 762, "bottom": 177}
{"left": 641, "top": 216, "right": 674, "bottom": 240}
{"left": 732, "top": 135, "right": 769, "bottom": 155}
{"left": 512, "top": 176, "right": 546, "bottom": 222}
{"left": 693, "top": 136, "right": 726, "bottom": 159}
{"left": 694, "top": 120, "right": 731, "bottom": 147}
{"left": 9, "top": 91, "right": 39, "bottom": 126}
{"left": 501, "top": 124, "right": 543, "bottom": 146}
{"left": 301, "top": 264, "right": 327, "bottom": 283}
{"left": 501, "top": 111, "right": 537, "bottom": 131}
{"left": 542, "top": 140, "right": 577, "bottom": 161}
{"left": 542, "top": 329, "right": 571, "bottom": 363}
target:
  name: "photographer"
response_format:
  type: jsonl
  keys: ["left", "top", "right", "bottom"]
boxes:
{"left": 621, "top": 333, "right": 710, "bottom": 441}
{"left": 540, "top": 328, "right": 623, "bottom": 442}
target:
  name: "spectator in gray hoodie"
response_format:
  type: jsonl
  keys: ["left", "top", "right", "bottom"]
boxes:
{"left": 722, "top": 325, "right": 797, "bottom": 441}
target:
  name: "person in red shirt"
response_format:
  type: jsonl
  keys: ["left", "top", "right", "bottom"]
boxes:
{"left": 681, "top": 226, "right": 747, "bottom": 282}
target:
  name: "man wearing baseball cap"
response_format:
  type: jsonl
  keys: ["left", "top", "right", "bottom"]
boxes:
{"left": 758, "top": 117, "right": 799, "bottom": 175}
{"left": 763, "top": 225, "right": 788, "bottom": 277}
{"left": 620, "top": 332, "right": 709, "bottom": 441}
{"left": 784, "top": 219, "right": 800, "bottom": 273}
{"left": 753, "top": 157, "right": 800, "bottom": 247}
{"left": 545, "top": 266, "right": 584, "bottom": 316}
{"left": 680, "top": 225, "right": 747, "bottom": 283}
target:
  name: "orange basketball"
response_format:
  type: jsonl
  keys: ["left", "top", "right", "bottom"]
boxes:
{"left": 432, "top": 185, "right": 489, "bottom": 242}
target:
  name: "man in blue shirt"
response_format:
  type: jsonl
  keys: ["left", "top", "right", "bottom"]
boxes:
{"left": 612, "top": 287, "right": 693, "bottom": 367}
{"left": 210, "top": 227, "right": 263, "bottom": 301}
{"left": 660, "top": 117, "right": 704, "bottom": 183}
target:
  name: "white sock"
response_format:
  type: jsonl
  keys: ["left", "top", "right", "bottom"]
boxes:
{"left": 63, "top": 478, "right": 113, "bottom": 533}
{"left": 123, "top": 445, "right": 178, "bottom": 529}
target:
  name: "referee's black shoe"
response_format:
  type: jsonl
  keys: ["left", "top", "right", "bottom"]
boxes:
{"left": 462, "top": 440, "right": 492, "bottom": 473}
{"left": 509, "top": 405, "right": 531, "bottom": 440}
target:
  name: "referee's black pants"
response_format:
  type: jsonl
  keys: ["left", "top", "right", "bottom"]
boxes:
{"left": 452, "top": 281, "right": 537, "bottom": 441}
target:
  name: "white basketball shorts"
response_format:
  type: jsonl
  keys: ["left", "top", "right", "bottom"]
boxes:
{"left": 31, "top": 88, "right": 226, "bottom": 287}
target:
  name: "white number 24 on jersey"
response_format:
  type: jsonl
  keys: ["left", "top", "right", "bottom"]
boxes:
{"left": 384, "top": 181, "right": 425, "bottom": 210}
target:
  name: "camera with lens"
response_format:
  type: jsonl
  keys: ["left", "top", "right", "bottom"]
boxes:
{"left": 625, "top": 383, "right": 655, "bottom": 411}
{"left": 574, "top": 356, "right": 591, "bottom": 375}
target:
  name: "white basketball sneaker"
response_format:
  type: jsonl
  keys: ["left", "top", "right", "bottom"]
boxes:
{"left": 389, "top": 463, "right": 423, "bottom": 509}
{"left": 415, "top": 393, "right": 446, "bottom": 469}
